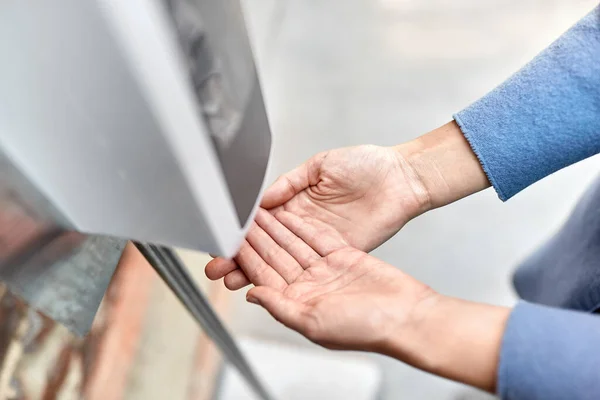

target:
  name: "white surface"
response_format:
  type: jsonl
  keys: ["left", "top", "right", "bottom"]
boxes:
{"left": 98, "top": 0, "right": 244, "bottom": 256}
{"left": 219, "top": 338, "right": 381, "bottom": 400}
{"left": 0, "top": 0, "right": 267, "bottom": 257}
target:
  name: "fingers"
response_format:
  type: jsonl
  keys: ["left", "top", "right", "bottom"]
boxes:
{"left": 246, "top": 220, "right": 304, "bottom": 283}
{"left": 255, "top": 208, "right": 320, "bottom": 268}
{"left": 206, "top": 207, "right": 323, "bottom": 287}
{"left": 274, "top": 210, "right": 347, "bottom": 256}
{"left": 246, "top": 287, "right": 312, "bottom": 335}
{"left": 235, "top": 240, "right": 287, "bottom": 290}
{"left": 261, "top": 153, "right": 326, "bottom": 209}
{"left": 224, "top": 269, "right": 251, "bottom": 290}
{"left": 205, "top": 257, "right": 238, "bottom": 280}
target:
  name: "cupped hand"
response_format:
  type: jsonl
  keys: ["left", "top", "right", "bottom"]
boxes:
{"left": 223, "top": 240, "right": 506, "bottom": 393}
{"left": 260, "top": 145, "right": 429, "bottom": 251}
{"left": 246, "top": 246, "right": 435, "bottom": 353}
{"left": 206, "top": 145, "right": 430, "bottom": 289}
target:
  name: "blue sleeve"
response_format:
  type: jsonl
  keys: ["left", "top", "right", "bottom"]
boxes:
{"left": 499, "top": 302, "right": 600, "bottom": 400}
{"left": 453, "top": 6, "right": 600, "bottom": 201}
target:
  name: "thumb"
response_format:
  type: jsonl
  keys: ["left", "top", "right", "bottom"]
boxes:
{"left": 260, "top": 153, "right": 325, "bottom": 209}
{"left": 260, "top": 166, "right": 309, "bottom": 209}
{"left": 246, "top": 287, "right": 310, "bottom": 334}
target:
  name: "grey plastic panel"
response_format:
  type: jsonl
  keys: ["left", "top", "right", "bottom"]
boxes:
{"left": 217, "top": 81, "right": 271, "bottom": 225}
{"left": 165, "top": 0, "right": 272, "bottom": 225}
{"left": 0, "top": 0, "right": 218, "bottom": 251}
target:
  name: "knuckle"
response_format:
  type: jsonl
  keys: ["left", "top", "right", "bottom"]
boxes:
{"left": 264, "top": 245, "right": 280, "bottom": 262}
{"left": 273, "top": 210, "right": 288, "bottom": 225}
{"left": 282, "top": 176, "right": 297, "bottom": 196}
{"left": 250, "top": 264, "right": 267, "bottom": 280}
{"left": 288, "top": 236, "right": 303, "bottom": 251}
{"left": 279, "top": 233, "right": 294, "bottom": 248}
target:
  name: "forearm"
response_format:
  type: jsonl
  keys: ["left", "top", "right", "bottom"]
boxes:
{"left": 383, "top": 294, "right": 510, "bottom": 393}
{"left": 382, "top": 296, "right": 600, "bottom": 399}
{"left": 456, "top": 7, "right": 600, "bottom": 200}
{"left": 394, "top": 121, "right": 490, "bottom": 210}
{"left": 395, "top": 6, "right": 600, "bottom": 208}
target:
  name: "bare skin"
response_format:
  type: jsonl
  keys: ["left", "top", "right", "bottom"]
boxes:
{"left": 245, "top": 247, "right": 508, "bottom": 393}
{"left": 206, "top": 144, "right": 431, "bottom": 290}
{"left": 206, "top": 122, "right": 490, "bottom": 289}
{"left": 205, "top": 122, "right": 509, "bottom": 392}
{"left": 246, "top": 245, "right": 434, "bottom": 353}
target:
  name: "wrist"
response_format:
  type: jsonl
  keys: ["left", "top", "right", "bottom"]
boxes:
{"left": 383, "top": 293, "right": 510, "bottom": 393}
{"left": 393, "top": 121, "right": 490, "bottom": 210}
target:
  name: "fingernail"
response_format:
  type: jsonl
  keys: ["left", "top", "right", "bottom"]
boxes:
{"left": 246, "top": 296, "right": 260, "bottom": 305}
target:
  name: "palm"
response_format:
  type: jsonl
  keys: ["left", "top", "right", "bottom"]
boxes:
{"left": 269, "top": 145, "right": 426, "bottom": 252}
{"left": 247, "top": 247, "right": 430, "bottom": 352}
{"left": 206, "top": 145, "right": 427, "bottom": 291}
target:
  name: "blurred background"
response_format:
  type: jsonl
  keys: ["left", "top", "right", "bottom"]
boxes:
{"left": 230, "top": 0, "right": 600, "bottom": 398}
{"left": 1, "top": 0, "right": 599, "bottom": 399}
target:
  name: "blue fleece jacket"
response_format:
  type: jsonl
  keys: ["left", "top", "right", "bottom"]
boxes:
{"left": 453, "top": 5, "right": 600, "bottom": 400}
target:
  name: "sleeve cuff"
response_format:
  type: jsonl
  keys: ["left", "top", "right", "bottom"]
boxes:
{"left": 453, "top": 113, "right": 510, "bottom": 201}
{"left": 498, "top": 301, "right": 600, "bottom": 400}
{"left": 453, "top": 6, "right": 600, "bottom": 201}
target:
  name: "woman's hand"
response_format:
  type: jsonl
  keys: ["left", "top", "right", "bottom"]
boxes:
{"left": 206, "top": 121, "right": 490, "bottom": 289}
{"left": 204, "top": 122, "right": 506, "bottom": 392}
{"left": 245, "top": 247, "right": 435, "bottom": 353}
{"left": 206, "top": 144, "right": 430, "bottom": 288}
{"left": 209, "top": 204, "right": 508, "bottom": 393}
{"left": 258, "top": 144, "right": 431, "bottom": 252}
{"left": 243, "top": 246, "right": 509, "bottom": 393}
